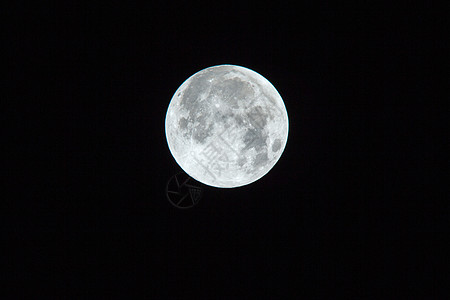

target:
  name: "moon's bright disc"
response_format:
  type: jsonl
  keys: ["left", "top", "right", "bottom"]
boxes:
{"left": 165, "top": 65, "right": 289, "bottom": 188}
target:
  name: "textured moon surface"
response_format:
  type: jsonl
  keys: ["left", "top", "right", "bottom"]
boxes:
{"left": 165, "top": 65, "right": 289, "bottom": 188}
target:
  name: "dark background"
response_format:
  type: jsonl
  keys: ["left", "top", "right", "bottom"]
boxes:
{"left": 4, "top": 1, "right": 446, "bottom": 298}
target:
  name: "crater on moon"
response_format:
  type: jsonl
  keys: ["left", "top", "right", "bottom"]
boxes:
{"left": 165, "top": 64, "right": 289, "bottom": 188}
{"left": 272, "top": 139, "right": 282, "bottom": 152}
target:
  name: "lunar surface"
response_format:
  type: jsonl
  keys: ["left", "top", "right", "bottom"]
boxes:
{"left": 165, "top": 65, "right": 289, "bottom": 188}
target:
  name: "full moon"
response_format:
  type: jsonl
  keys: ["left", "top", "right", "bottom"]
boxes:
{"left": 165, "top": 65, "right": 289, "bottom": 188}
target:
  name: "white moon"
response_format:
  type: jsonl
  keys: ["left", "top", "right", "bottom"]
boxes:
{"left": 165, "top": 65, "right": 289, "bottom": 188}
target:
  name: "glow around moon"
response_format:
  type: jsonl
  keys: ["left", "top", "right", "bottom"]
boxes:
{"left": 165, "top": 65, "right": 289, "bottom": 188}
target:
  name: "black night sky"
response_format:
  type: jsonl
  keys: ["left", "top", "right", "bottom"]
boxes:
{"left": 4, "top": 2, "right": 446, "bottom": 298}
